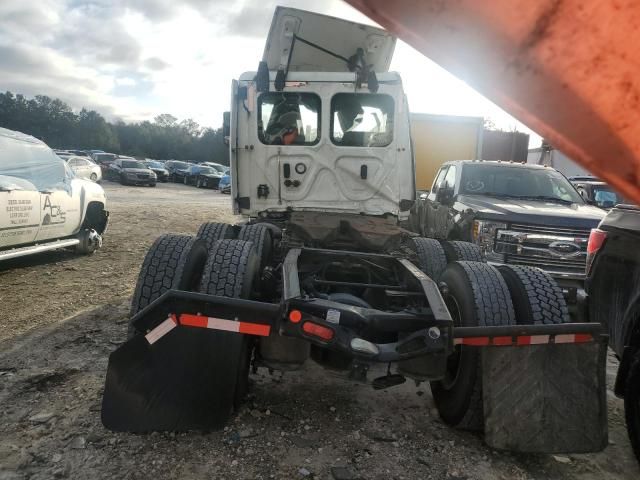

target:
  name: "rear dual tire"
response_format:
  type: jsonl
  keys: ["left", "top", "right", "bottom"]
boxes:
{"left": 431, "top": 262, "right": 569, "bottom": 430}
{"left": 431, "top": 261, "right": 515, "bottom": 430}
{"left": 442, "top": 240, "right": 483, "bottom": 263}
{"left": 196, "top": 222, "right": 237, "bottom": 250}
{"left": 127, "top": 235, "right": 259, "bottom": 427}
{"left": 128, "top": 234, "right": 208, "bottom": 337}
{"left": 199, "top": 239, "right": 259, "bottom": 415}
{"left": 411, "top": 237, "right": 447, "bottom": 280}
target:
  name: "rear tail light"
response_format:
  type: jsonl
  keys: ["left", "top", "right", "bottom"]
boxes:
{"left": 587, "top": 228, "right": 607, "bottom": 255}
{"left": 586, "top": 228, "right": 607, "bottom": 275}
{"left": 302, "top": 322, "right": 334, "bottom": 341}
{"left": 288, "top": 310, "right": 302, "bottom": 323}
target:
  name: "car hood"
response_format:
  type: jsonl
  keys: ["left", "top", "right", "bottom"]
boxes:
{"left": 201, "top": 173, "right": 222, "bottom": 178}
{"left": 458, "top": 194, "right": 605, "bottom": 228}
{"left": 71, "top": 177, "right": 107, "bottom": 206}
{"left": 149, "top": 168, "right": 168, "bottom": 174}
{"left": 123, "top": 168, "right": 152, "bottom": 174}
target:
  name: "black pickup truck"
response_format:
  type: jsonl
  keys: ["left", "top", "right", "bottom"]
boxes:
{"left": 410, "top": 160, "right": 605, "bottom": 317}
{"left": 587, "top": 204, "right": 640, "bottom": 461}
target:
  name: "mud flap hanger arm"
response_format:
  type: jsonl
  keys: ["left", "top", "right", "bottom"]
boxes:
{"left": 130, "top": 290, "right": 281, "bottom": 335}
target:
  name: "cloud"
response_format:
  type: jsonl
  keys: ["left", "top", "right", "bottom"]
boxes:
{"left": 0, "top": 43, "right": 118, "bottom": 116}
{"left": 0, "top": 0, "right": 360, "bottom": 128}
{"left": 144, "top": 57, "right": 170, "bottom": 70}
{"left": 51, "top": 3, "right": 142, "bottom": 66}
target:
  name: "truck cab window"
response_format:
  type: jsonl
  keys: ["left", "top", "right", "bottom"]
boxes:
{"left": 0, "top": 141, "right": 68, "bottom": 191}
{"left": 428, "top": 166, "right": 449, "bottom": 201}
{"left": 331, "top": 93, "right": 394, "bottom": 147}
{"left": 442, "top": 165, "right": 456, "bottom": 190}
{"left": 258, "top": 93, "right": 320, "bottom": 145}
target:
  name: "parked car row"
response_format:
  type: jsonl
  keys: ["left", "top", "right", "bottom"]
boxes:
{"left": 54, "top": 147, "right": 231, "bottom": 190}
{"left": 105, "top": 158, "right": 157, "bottom": 187}
{"left": 55, "top": 150, "right": 103, "bottom": 183}
{"left": 569, "top": 175, "right": 630, "bottom": 209}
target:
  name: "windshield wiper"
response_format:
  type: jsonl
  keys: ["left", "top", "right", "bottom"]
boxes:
{"left": 467, "top": 192, "right": 574, "bottom": 205}
{"left": 513, "top": 195, "right": 574, "bottom": 205}
{"left": 469, "top": 192, "right": 521, "bottom": 199}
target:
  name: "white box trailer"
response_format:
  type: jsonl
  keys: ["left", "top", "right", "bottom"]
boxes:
{"left": 528, "top": 146, "right": 593, "bottom": 177}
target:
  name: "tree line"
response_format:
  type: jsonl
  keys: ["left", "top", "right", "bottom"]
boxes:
{"left": 0, "top": 91, "right": 229, "bottom": 164}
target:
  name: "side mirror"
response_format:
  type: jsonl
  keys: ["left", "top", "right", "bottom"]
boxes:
{"left": 223, "top": 112, "right": 230, "bottom": 137}
{"left": 437, "top": 186, "right": 454, "bottom": 205}
{"left": 256, "top": 61, "right": 270, "bottom": 93}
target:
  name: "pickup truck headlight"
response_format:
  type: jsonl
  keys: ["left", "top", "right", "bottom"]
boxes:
{"left": 472, "top": 220, "right": 507, "bottom": 254}
{"left": 149, "top": 171, "right": 157, "bottom": 178}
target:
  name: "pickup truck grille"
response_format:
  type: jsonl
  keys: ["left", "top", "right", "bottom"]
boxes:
{"left": 493, "top": 223, "right": 591, "bottom": 278}
{"left": 137, "top": 173, "right": 150, "bottom": 179}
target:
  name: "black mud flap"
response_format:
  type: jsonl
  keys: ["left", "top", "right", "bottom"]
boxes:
{"left": 101, "top": 322, "right": 243, "bottom": 432}
{"left": 482, "top": 338, "right": 608, "bottom": 453}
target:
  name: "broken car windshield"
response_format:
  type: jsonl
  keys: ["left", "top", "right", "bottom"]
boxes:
{"left": 460, "top": 164, "right": 584, "bottom": 204}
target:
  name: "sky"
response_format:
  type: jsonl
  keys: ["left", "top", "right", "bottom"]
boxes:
{"left": 0, "top": 0, "right": 540, "bottom": 145}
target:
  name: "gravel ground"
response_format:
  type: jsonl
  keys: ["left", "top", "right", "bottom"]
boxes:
{"left": 0, "top": 181, "right": 638, "bottom": 479}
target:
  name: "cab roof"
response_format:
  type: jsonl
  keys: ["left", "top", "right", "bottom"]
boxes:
{"left": 444, "top": 160, "right": 548, "bottom": 169}
{"left": 0, "top": 127, "right": 45, "bottom": 146}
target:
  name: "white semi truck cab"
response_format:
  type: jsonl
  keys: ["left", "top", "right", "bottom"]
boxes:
{"left": 103, "top": 8, "right": 608, "bottom": 458}
{"left": 228, "top": 7, "right": 415, "bottom": 227}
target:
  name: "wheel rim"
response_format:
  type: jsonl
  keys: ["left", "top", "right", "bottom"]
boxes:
{"left": 440, "top": 294, "right": 463, "bottom": 389}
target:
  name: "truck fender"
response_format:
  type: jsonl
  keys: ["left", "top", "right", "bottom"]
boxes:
{"left": 615, "top": 345, "right": 640, "bottom": 398}
{"left": 614, "top": 295, "right": 640, "bottom": 398}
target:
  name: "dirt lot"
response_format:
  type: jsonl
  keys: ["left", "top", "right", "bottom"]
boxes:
{"left": 0, "top": 181, "right": 638, "bottom": 480}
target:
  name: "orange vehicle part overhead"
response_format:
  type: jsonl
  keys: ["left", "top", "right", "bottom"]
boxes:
{"left": 347, "top": 0, "right": 640, "bottom": 205}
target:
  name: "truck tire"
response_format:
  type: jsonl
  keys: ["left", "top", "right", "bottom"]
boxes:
{"left": 625, "top": 352, "right": 640, "bottom": 463}
{"left": 199, "top": 239, "right": 260, "bottom": 416}
{"left": 497, "top": 265, "right": 570, "bottom": 325}
{"left": 238, "top": 224, "right": 273, "bottom": 270}
{"left": 75, "top": 229, "right": 102, "bottom": 255}
{"left": 196, "top": 222, "right": 236, "bottom": 250}
{"left": 128, "top": 234, "right": 208, "bottom": 336}
{"left": 410, "top": 237, "right": 447, "bottom": 280}
{"left": 431, "top": 261, "right": 515, "bottom": 430}
{"left": 442, "top": 241, "right": 484, "bottom": 263}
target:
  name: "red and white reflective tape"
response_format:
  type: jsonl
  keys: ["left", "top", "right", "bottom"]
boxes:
{"left": 145, "top": 315, "right": 178, "bottom": 345}
{"left": 180, "top": 314, "right": 271, "bottom": 337}
{"left": 144, "top": 313, "right": 271, "bottom": 345}
{"left": 454, "top": 333, "right": 593, "bottom": 346}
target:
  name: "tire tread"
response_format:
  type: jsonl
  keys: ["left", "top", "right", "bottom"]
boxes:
{"left": 497, "top": 265, "right": 569, "bottom": 325}
{"left": 411, "top": 237, "right": 447, "bottom": 280}
{"left": 197, "top": 222, "right": 235, "bottom": 250}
